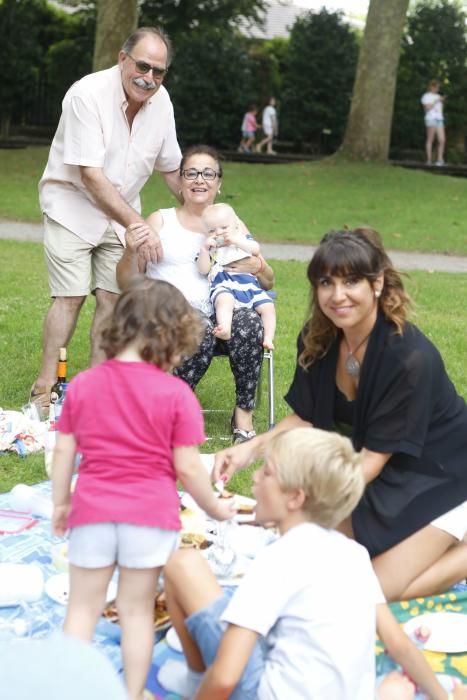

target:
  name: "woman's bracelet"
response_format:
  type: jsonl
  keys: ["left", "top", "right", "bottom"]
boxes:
{"left": 255, "top": 255, "right": 264, "bottom": 275}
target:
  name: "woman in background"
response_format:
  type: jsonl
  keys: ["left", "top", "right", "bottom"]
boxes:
{"left": 421, "top": 80, "right": 446, "bottom": 165}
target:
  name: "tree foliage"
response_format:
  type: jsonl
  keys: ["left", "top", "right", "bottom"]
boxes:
{"left": 0, "top": 0, "right": 94, "bottom": 134}
{"left": 249, "top": 37, "right": 288, "bottom": 110}
{"left": 0, "top": 0, "right": 50, "bottom": 136}
{"left": 139, "top": 0, "right": 267, "bottom": 41}
{"left": 393, "top": 0, "right": 467, "bottom": 158}
{"left": 44, "top": 9, "right": 94, "bottom": 120}
{"left": 166, "top": 26, "right": 256, "bottom": 147}
{"left": 279, "top": 10, "right": 358, "bottom": 150}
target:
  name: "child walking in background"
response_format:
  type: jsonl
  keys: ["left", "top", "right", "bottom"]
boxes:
{"left": 163, "top": 427, "right": 465, "bottom": 700}
{"left": 238, "top": 105, "right": 260, "bottom": 154}
{"left": 51, "top": 277, "right": 235, "bottom": 700}
{"left": 197, "top": 203, "right": 276, "bottom": 349}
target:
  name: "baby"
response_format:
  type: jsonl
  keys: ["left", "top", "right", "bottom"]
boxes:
{"left": 197, "top": 203, "right": 276, "bottom": 349}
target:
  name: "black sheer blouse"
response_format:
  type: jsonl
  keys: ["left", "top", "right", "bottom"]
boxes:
{"left": 285, "top": 312, "right": 467, "bottom": 556}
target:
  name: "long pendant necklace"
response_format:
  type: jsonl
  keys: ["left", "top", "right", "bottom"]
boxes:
{"left": 343, "top": 332, "right": 372, "bottom": 378}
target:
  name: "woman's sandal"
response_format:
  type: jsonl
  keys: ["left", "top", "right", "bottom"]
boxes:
{"left": 231, "top": 412, "right": 256, "bottom": 445}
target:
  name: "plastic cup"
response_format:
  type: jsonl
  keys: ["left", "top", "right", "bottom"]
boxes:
{"left": 10, "top": 484, "right": 53, "bottom": 519}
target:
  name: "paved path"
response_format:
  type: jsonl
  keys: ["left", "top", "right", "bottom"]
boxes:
{"left": 1, "top": 219, "right": 466, "bottom": 272}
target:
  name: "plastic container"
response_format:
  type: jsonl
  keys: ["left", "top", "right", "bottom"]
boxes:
{"left": 0, "top": 564, "right": 44, "bottom": 606}
{"left": 44, "top": 404, "right": 56, "bottom": 478}
{"left": 9, "top": 484, "right": 53, "bottom": 519}
{"left": 51, "top": 543, "right": 69, "bottom": 572}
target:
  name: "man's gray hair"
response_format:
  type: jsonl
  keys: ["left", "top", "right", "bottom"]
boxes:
{"left": 122, "top": 26, "right": 173, "bottom": 66}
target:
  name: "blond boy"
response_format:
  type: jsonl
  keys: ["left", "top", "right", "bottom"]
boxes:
{"left": 163, "top": 427, "right": 463, "bottom": 700}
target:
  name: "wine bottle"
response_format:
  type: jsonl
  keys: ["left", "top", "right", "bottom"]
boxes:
{"left": 50, "top": 347, "right": 67, "bottom": 405}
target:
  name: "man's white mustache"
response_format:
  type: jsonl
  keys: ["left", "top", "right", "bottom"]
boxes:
{"left": 133, "top": 77, "right": 156, "bottom": 90}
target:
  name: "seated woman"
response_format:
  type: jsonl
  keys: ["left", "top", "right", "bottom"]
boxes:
{"left": 116, "top": 145, "right": 274, "bottom": 443}
{"left": 214, "top": 227, "right": 467, "bottom": 601}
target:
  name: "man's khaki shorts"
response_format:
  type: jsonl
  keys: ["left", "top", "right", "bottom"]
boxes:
{"left": 43, "top": 215, "right": 123, "bottom": 297}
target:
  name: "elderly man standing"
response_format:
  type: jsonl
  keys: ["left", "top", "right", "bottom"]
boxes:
{"left": 31, "top": 26, "right": 182, "bottom": 406}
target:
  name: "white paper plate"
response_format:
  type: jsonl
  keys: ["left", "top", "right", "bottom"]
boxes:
{"left": 180, "top": 492, "right": 204, "bottom": 514}
{"left": 199, "top": 454, "right": 215, "bottom": 475}
{"left": 165, "top": 626, "right": 183, "bottom": 653}
{"left": 181, "top": 492, "right": 256, "bottom": 523}
{"left": 45, "top": 573, "right": 117, "bottom": 606}
{"left": 403, "top": 612, "right": 467, "bottom": 653}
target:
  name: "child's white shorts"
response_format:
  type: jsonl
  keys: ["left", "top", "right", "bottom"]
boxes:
{"left": 68, "top": 523, "right": 179, "bottom": 568}
{"left": 431, "top": 500, "right": 467, "bottom": 541}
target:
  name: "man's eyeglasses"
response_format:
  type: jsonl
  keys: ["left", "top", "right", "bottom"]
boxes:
{"left": 181, "top": 168, "right": 221, "bottom": 181}
{"left": 126, "top": 52, "right": 168, "bottom": 79}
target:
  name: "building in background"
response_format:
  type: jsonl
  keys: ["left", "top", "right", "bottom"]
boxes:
{"left": 240, "top": 0, "right": 366, "bottom": 40}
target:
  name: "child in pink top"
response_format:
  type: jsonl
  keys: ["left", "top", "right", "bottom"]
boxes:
{"left": 52, "top": 276, "right": 235, "bottom": 700}
{"left": 239, "top": 104, "right": 260, "bottom": 154}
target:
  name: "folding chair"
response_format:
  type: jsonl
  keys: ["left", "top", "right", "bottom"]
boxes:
{"left": 203, "top": 348, "right": 275, "bottom": 436}
{"left": 259, "top": 349, "right": 275, "bottom": 430}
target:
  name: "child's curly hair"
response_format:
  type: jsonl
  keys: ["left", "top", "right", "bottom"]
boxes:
{"left": 100, "top": 276, "right": 204, "bottom": 367}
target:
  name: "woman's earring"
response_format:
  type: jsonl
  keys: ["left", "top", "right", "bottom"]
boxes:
{"left": 178, "top": 189, "right": 182, "bottom": 195}
{"left": 218, "top": 187, "right": 222, "bottom": 195}
{"left": 375, "top": 290, "right": 381, "bottom": 298}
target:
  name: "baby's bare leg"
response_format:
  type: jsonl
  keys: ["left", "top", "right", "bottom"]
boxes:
{"left": 257, "top": 303, "right": 276, "bottom": 350}
{"left": 213, "top": 293, "right": 235, "bottom": 340}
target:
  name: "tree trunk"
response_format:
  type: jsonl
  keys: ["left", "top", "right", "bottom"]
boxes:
{"left": 93, "top": 0, "right": 138, "bottom": 72}
{"left": 0, "top": 115, "right": 11, "bottom": 140}
{"left": 339, "top": 0, "right": 410, "bottom": 161}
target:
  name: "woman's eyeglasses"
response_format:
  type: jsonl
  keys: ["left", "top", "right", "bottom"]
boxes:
{"left": 126, "top": 52, "right": 168, "bottom": 79}
{"left": 181, "top": 168, "right": 221, "bottom": 181}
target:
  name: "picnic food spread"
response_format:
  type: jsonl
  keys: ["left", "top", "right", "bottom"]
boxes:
{"left": 103, "top": 591, "right": 171, "bottom": 630}
{"left": 179, "top": 532, "right": 211, "bottom": 549}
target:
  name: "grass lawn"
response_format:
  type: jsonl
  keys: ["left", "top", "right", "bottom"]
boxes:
{"left": 1, "top": 240, "right": 466, "bottom": 495}
{"left": 1, "top": 146, "right": 467, "bottom": 254}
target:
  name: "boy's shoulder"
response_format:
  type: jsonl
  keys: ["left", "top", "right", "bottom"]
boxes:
{"left": 269, "top": 523, "right": 375, "bottom": 577}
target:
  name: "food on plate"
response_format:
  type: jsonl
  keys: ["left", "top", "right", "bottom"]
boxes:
{"left": 236, "top": 502, "right": 255, "bottom": 515}
{"left": 180, "top": 532, "right": 212, "bottom": 550}
{"left": 155, "top": 591, "right": 170, "bottom": 627}
{"left": 219, "top": 489, "right": 235, "bottom": 500}
{"left": 103, "top": 591, "right": 170, "bottom": 629}
{"left": 414, "top": 625, "right": 431, "bottom": 642}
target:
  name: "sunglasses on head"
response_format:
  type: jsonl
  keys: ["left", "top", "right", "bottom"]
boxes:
{"left": 126, "top": 52, "right": 168, "bottom": 79}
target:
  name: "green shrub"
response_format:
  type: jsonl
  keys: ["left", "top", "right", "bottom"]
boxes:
{"left": 393, "top": 0, "right": 467, "bottom": 158}
{"left": 279, "top": 9, "right": 358, "bottom": 151}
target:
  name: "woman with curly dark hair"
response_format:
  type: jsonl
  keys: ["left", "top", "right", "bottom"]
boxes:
{"left": 214, "top": 228, "right": 467, "bottom": 601}
{"left": 51, "top": 276, "right": 234, "bottom": 700}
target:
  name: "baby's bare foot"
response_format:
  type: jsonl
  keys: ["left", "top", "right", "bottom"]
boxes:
{"left": 378, "top": 672, "right": 415, "bottom": 700}
{"left": 213, "top": 325, "right": 231, "bottom": 341}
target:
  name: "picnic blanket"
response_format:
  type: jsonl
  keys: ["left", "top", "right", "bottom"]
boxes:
{"left": 149, "top": 587, "right": 467, "bottom": 700}
{"left": 0, "top": 481, "right": 465, "bottom": 698}
{"left": 377, "top": 586, "right": 467, "bottom": 684}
